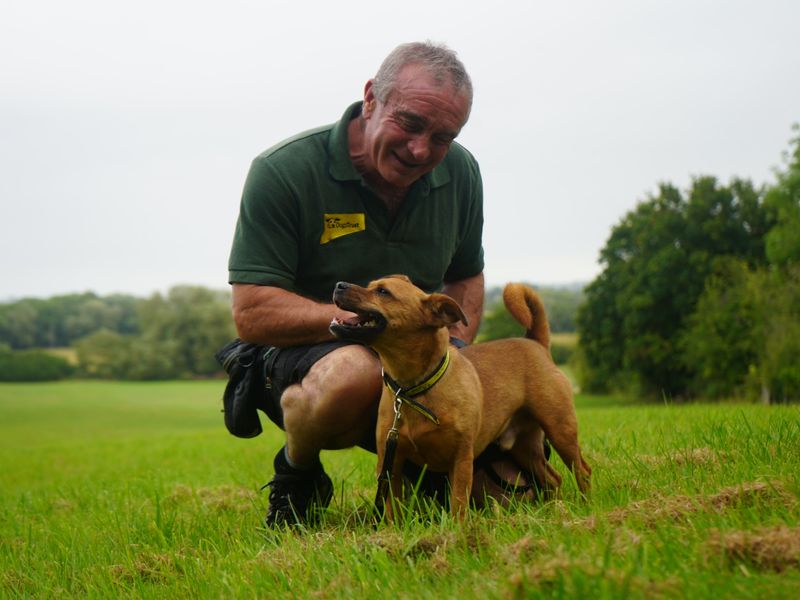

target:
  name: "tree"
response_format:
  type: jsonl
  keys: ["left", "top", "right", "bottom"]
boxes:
{"left": 537, "top": 287, "right": 584, "bottom": 332}
{"left": 74, "top": 286, "right": 235, "bottom": 380}
{"left": 476, "top": 303, "right": 525, "bottom": 343}
{"left": 679, "top": 258, "right": 761, "bottom": 398}
{"left": 764, "top": 126, "right": 800, "bottom": 268}
{"left": 577, "top": 177, "right": 773, "bottom": 397}
{"left": 136, "top": 286, "right": 235, "bottom": 377}
{"left": 0, "top": 302, "right": 38, "bottom": 349}
{"left": 674, "top": 130, "right": 800, "bottom": 402}
{"left": 0, "top": 293, "right": 140, "bottom": 349}
{"left": 74, "top": 330, "right": 130, "bottom": 379}
{"left": 757, "top": 129, "right": 800, "bottom": 402}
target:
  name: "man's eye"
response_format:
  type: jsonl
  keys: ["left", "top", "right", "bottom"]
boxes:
{"left": 400, "top": 120, "right": 422, "bottom": 132}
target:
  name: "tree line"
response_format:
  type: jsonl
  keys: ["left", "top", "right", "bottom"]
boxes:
{"left": 0, "top": 287, "right": 236, "bottom": 381}
{"left": 577, "top": 128, "right": 800, "bottom": 403}
{"left": 0, "top": 293, "right": 140, "bottom": 350}
{"left": 0, "top": 282, "right": 582, "bottom": 381}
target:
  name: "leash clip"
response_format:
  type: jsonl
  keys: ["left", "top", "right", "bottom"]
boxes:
{"left": 389, "top": 389, "right": 403, "bottom": 437}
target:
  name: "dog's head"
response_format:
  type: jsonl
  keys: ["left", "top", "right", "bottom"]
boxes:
{"left": 329, "top": 275, "right": 468, "bottom": 346}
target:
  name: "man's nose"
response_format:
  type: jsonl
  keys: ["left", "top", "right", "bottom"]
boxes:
{"left": 407, "top": 135, "right": 431, "bottom": 162}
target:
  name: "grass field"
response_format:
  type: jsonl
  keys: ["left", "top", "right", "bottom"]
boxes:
{"left": 1, "top": 381, "right": 799, "bottom": 598}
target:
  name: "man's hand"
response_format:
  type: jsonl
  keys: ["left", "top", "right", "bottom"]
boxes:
{"left": 232, "top": 284, "right": 356, "bottom": 347}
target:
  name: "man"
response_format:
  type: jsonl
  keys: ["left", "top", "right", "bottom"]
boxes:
{"left": 227, "top": 42, "right": 504, "bottom": 527}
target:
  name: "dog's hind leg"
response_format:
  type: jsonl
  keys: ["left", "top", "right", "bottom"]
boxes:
{"left": 511, "top": 427, "right": 561, "bottom": 498}
{"left": 543, "top": 425, "right": 592, "bottom": 496}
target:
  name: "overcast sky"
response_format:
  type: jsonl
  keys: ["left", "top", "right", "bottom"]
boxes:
{"left": 2, "top": 0, "right": 799, "bottom": 300}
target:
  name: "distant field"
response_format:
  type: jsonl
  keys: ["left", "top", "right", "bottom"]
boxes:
{"left": 1, "top": 381, "right": 798, "bottom": 598}
{"left": 550, "top": 332, "right": 578, "bottom": 347}
{"left": 42, "top": 347, "right": 79, "bottom": 365}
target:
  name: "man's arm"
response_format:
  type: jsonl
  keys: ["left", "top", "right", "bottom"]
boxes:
{"left": 441, "top": 271, "right": 484, "bottom": 343}
{"left": 231, "top": 283, "right": 356, "bottom": 347}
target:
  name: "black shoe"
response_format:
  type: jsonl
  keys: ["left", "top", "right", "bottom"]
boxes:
{"left": 264, "top": 447, "right": 333, "bottom": 528}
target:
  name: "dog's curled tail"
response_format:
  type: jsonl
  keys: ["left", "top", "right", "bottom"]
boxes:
{"left": 502, "top": 283, "right": 551, "bottom": 350}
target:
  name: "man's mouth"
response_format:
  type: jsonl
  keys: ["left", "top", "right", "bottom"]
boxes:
{"left": 392, "top": 152, "right": 421, "bottom": 170}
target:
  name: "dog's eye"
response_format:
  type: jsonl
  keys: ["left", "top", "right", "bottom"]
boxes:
{"left": 375, "top": 286, "right": 392, "bottom": 297}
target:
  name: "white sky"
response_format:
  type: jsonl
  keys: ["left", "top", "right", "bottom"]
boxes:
{"left": 1, "top": 0, "right": 799, "bottom": 299}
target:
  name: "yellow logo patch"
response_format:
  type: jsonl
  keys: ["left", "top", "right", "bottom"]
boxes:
{"left": 320, "top": 213, "right": 366, "bottom": 244}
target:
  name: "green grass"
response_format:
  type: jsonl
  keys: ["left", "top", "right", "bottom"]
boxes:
{"left": 1, "top": 381, "right": 799, "bottom": 598}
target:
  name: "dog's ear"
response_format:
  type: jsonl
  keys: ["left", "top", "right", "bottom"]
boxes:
{"left": 424, "top": 293, "right": 469, "bottom": 328}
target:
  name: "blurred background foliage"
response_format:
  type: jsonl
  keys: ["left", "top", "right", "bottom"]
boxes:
{"left": 2, "top": 129, "right": 798, "bottom": 402}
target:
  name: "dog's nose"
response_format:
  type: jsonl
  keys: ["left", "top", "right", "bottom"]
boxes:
{"left": 332, "top": 281, "right": 351, "bottom": 301}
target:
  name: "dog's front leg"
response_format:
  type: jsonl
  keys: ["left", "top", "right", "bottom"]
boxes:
{"left": 449, "top": 445, "right": 474, "bottom": 518}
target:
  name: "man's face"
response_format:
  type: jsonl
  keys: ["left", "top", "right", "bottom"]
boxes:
{"left": 361, "top": 64, "right": 471, "bottom": 188}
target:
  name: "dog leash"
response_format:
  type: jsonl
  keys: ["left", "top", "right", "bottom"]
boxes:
{"left": 374, "top": 351, "right": 450, "bottom": 516}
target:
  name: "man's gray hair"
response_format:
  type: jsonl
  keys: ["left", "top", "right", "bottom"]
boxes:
{"left": 372, "top": 41, "right": 473, "bottom": 109}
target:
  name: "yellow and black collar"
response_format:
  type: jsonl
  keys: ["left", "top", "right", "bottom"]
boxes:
{"left": 382, "top": 352, "right": 450, "bottom": 425}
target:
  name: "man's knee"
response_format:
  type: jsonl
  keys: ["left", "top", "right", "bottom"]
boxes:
{"left": 281, "top": 345, "right": 382, "bottom": 434}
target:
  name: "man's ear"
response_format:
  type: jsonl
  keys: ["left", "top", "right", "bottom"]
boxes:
{"left": 424, "top": 293, "right": 469, "bottom": 328}
{"left": 363, "top": 80, "right": 377, "bottom": 117}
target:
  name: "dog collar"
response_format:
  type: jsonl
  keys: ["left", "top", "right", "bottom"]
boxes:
{"left": 382, "top": 351, "right": 450, "bottom": 425}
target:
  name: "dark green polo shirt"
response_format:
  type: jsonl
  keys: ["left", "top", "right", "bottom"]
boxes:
{"left": 228, "top": 102, "right": 484, "bottom": 302}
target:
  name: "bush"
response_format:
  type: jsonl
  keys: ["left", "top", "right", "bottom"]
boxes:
{"left": 0, "top": 348, "right": 74, "bottom": 381}
{"left": 550, "top": 342, "right": 574, "bottom": 365}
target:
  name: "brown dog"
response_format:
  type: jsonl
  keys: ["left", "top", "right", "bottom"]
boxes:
{"left": 330, "top": 276, "right": 590, "bottom": 520}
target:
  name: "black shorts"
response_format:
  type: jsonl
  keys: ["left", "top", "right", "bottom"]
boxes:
{"left": 257, "top": 340, "right": 350, "bottom": 427}
{"left": 257, "top": 339, "right": 380, "bottom": 452}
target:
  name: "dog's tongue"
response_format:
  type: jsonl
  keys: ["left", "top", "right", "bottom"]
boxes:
{"left": 333, "top": 315, "right": 370, "bottom": 327}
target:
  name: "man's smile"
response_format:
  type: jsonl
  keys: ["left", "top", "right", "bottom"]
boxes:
{"left": 392, "top": 152, "right": 422, "bottom": 169}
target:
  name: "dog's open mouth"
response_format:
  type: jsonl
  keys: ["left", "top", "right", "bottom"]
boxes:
{"left": 329, "top": 307, "right": 387, "bottom": 341}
